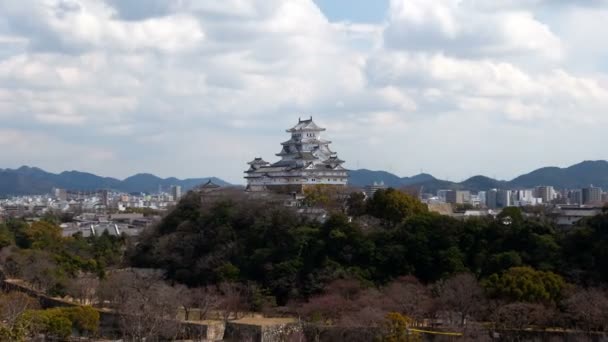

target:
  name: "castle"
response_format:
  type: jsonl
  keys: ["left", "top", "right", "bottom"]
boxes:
{"left": 245, "top": 117, "right": 348, "bottom": 193}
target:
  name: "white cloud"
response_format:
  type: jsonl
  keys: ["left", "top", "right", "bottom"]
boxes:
{"left": 0, "top": 0, "right": 607, "bottom": 182}
{"left": 0, "top": 0, "right": 204, "bottom": 53}
{"left": 384, "top": 0, "right": 563, "bottom": 61}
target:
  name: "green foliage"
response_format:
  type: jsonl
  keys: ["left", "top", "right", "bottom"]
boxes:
{"left": 367, "top": 188, "right": 428, "bottom": 224}
{"left": 62, "top": 306, "right": 100, "bottom": 335}
{"left": 0, "top": 292, "right": 39, "bottom": 342}
{"left": 21, "top": 306, "right": 99, "bottom": 339}
{"left": 23, "top": 221, "right": 63, "bottom": 250}
{"left": 303, "top": 185, "right": 342, "bottom": 210}
{"left": 5, "top": 219, "right": 29, "bottom": 249}
{"left": 131, "top": 191, "right": 608, "bottom": 305}
{"left": 382, "top": 312, "right": 420, "bottom": 342}
{"left": 0, "top": 323, "right": 28, "bottom": 342}
{"left": 4, "top": 218, "right": 125, "bottom": 293}
{"left": 485, "top": 251, "right": 523, "bottom": 276}
{"left": 22, "top": 309, "right": 70, "bottom": 340}
{"left": 562, "top": 210, "right": 608, "bottom": 283}
{"left": 483, "top": 266, "right": 567, "bottom": 303}
{"left": 215, "top": 262, "right": 240, "bottom": 282}
{"left": 0, "top": 224, "right": 15, "bottom": 249}
{"left": 40, "top": 212, "right": 60, "bottom": 225}
{"left": 497, "top": 207, "right": 524, "bottom": 225}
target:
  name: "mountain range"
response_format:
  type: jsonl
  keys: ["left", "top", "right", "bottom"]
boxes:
{"left": 1, "top": 160, "right": 607, "bottom": 195}
{"left": 347, "top": 160, "right": 608, "bottom": 193}
{"left": 0, "top": 166, "right": 230, "bottom": 195}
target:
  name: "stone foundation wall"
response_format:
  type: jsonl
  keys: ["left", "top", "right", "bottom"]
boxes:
{"left": 224, "top": 322, "right": 304, "bottom": 342}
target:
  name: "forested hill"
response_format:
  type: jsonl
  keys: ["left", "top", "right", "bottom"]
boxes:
{"left": 349, "top": 160, "right": 608, "bottom": 191}
{"left": 130, "top": 188, "right": 608, "bottom": 306}
{"left": 0, "top": 166, "right": 229, "bottom": 195}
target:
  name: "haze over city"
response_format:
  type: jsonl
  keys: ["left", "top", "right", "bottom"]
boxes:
{"left": 1, "top": 0, "right": 608, "bottom": 183}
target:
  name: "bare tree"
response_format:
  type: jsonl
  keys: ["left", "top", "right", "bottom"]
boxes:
{"left": 20, "top": 251, "right": 59, "bottom": 293}
{"left": 218, "top": 282, "right": 247, "bottom": 322}
{"left": 492, "top": 302, "right": 552, "bottom": 331}
{"left": 297, "top": 279, "right": 389, "bottom": 327}
{"left": 0, "top": 291, "right": 39, "bottom": 327}
{"left": 97, "top": 270, "right": 143, "bottom": 309}
{"left": 563, "top": 287, "right": 608, "bottom": 332}
{"left": 436, "top": 273, "right": 485, "bottom": 328}
{"left": 383, "top": 276, "right": 434, "bottom": 325}
{"left": 173, "top": 284, "right": 195, "bottom": 321}
{"left": 65, "top": 276, "right": 99, "bottom": 305}
{"left": 192, "top": 285, "right": 221, "bottom": 321}
{"left": 98, "top": 269, "right": 182, "bottom": 340}
{"left": 296, "top": 279, "right": 364, "bottom": 324}
{"left": 119, "top": 281, "right": 182, "bottom": 341}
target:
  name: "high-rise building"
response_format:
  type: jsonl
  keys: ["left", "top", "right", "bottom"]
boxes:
{"left": 53, "top": 188, "right": 67, "bottom": 201}
{"left": 569, "top": 189, "right": 583, "bottom": 205}
{"left": 582, "top": 185, "right": 602, "bottom": 205}
{"left": 171, "top": 185, "right": 182, "bottom": 201}
{"left": 486, "top": 189, "right": 498, "bottom": 209}
{"left": 100, "top": 189, "right": 109, "bottom": 207}
{"left": 365, "top": 181, "right": 387, "bottom": 198}
{"left": 245, "top": 117, "right": 348, "bottom": 193}
{"left": 496, "top": 190, "right": 512, "bottom": 208}
{"left": 534, "top": 186, "right": 555, "bottom": 204}
{"left": 510, "top": 189, "right": 541, "bottom": 206}
{"left": 437, "top": 190, "right": 450, "bottom": 202}
{"left": 477, "top": 191, "right": 486, "bottom": 206}
{"left": 445, "top": 190, "right": 471, "bottom": 204}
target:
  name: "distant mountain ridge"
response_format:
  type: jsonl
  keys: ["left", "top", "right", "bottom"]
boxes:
{"left": 348, "top": 160, "right": 608, "bottom": 192}
{"left": 1, "top": 160, "right": 606, "bottom": 195}
{"left": 0, "top": 166, "right": 230, "bottom": 195}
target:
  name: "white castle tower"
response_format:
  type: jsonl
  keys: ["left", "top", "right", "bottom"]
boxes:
{"left": 245, "top": 117, "right": 348, "bottom": 192}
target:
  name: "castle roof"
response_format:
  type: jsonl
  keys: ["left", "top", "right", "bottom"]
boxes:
{"left": 323, "top": 155, "right": 345, "bottom": 164}
{"left": 199, "top": 180, "right": 221, "bottom": 189}
{"left": 248, "top": 157, "right": 269, "bottom": 165}
{"left": 280, "top": 138, "right": 331, "bottom": 146}
{"left": 286, "top": 117, "right": 326, "bottom": 133}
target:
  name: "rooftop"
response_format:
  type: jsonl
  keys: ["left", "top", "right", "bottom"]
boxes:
{"left": 286, "top": 117, "right": 326, "bottom": 133}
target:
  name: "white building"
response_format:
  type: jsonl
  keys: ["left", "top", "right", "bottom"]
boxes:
{"left": 171, "top": 185, "right": 182, "bottom": 201}
{"left": 245, "top": 118, "right": 348, "bottom": 193}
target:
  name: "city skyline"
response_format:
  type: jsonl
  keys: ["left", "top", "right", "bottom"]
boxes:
{"left": 1, "top": 1, "right": 608, "bottom": 184}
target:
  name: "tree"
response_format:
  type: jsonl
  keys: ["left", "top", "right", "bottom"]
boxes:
{"left": 218, "top": 282, "right": 247, "bottom": 322}
{"left": 98, "top": 269, "right": 181, "bottom": 340}
{"left": 15, "top": 250, "right": 64, "bottom": 294}
{"left": 382, "top": 312, "right": 420, "bottom": 342}
{"left": 382, "top": 276, "right": 434, "bottom": 325}
{"left": 65, "top": 276, "right": 99, "bottom": 305}
{"left": 22, "top": 221, "right": 63, "bottom": 250}
{"left": 496, "top": 207, "right": 524, "bottom": 225}
{"left": 491, "top": 302, "right": 552, "bottom": 333}
{"left": 346, "top": 192, "right": 367, "bottom": 217}
{"left": 563, "top": 287, "right": 608, "bottom": 332}
{"left": 303, "top": 185, "right": 345, "bottom": 211}
{"left": 191, "top": 286, "right": 222, "bottom": 321}
{"left": 367, "top": 188, "right": 427, "bottom": 224}
{"left": 484, "top": 251, "right": 523, "bottom": 276}
{"left": 4, "top": 219, "right": 28, "bottom": 249}
{"left": 337, "top": 293, "right": 386, "bottom": 328}
{"left": 21, "top": 307, "right": 99, "bottom": 340}
{"left": 483, "top": 267, "right": 567, "bottom": 304}
{"left": 0, "top": 292, "right": 39, "bottom": 341}
{"left": 436, "top": 273, "right": 485, "bottom": 328}
{"left": 0, "top": 224, "right": 14, "bottom": 249}
{"left": 297, "top": 278, "right": 364, "bottom": 324}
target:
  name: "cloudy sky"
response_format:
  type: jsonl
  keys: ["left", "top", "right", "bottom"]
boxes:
{"left": 1, "top": 0, "right": 607, "bottom": 183}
